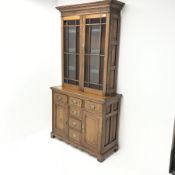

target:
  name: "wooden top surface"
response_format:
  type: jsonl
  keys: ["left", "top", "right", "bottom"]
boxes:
{"left": 51, "top": 86, "right": 122, "bottom": 103}
{"left": 56, "top": 0, "right": 125, "bottom": 13}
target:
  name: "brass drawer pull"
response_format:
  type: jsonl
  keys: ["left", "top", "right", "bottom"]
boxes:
{"left": 90, "top": 104, "right": 96, "bottom": 110}
{"left": 72, "top": 121, "right": 77, "bottom": 126}
{"left": 82, "top": 126, "right": 85, "bottom": 133}
{"left": 72, "top": 99, "right": 78, "bottom": 105}
{"left": 58, "top": 96, "right": 62, "bottom": 101}
{"left": 73, "top": 111, "right": 78, "bottom": 115}
{"left": 72, "top": 133, "right": 76, "bottom": 138}
{"left": 85, "top": 101, "right": 102, "bottom": 113}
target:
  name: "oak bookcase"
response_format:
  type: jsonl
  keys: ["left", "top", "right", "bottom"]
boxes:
{"left": 51, "top": 0, "right": 125, "bottom": 162}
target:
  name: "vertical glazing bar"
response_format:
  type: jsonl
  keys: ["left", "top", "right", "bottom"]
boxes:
{"left": 61, "top": 18, "right": 65, "bottom": 85}
{"left": 75, "top": 25, "right": 77, "bottom": 83}
{"left": 79, "top": 16, "right": 85, "bottom": 90}
{"left": 87, "top": 24, "right": 91, "bottom": 87}
{"left": 88, "top": 25, "right": 91, "bottom": 87}
{"left": 98, "top": 16, "right": 102, "bottom": 89}
{"left": 103, "top": 14, "right": 110, "bottom": 95}
{"left": 76, "top": 26, "right": 79, "bottom": 84}
{"left": 115, "top": 16, "right": 120, "bottom": 92}
{"left": 67, "top": 25, "right": 69, "bottom": 82}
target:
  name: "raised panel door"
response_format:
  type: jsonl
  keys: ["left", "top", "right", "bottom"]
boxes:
{"left": 53, "top": 103, "right": 68, "bottom": 137}
{"left": 82, "top": 111, "right": 101, "bottom": 152}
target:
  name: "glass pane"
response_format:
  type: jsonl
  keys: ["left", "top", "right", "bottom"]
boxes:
{"left": 90, "top": 55, "right": 99, "bottom": 84}
{"left": 84, "top": 17, "right": 106, "bottom": 90}
{"left": 76, "top": 55, "right": 79, "bottom": 82}
{"left": 91, "top": 25, "right": 101, "bottom": 54}
{"left": 86, "top": 18, "right": 100, "bottom": 24}
{"left": 68, "top": 20, "right": 76, "bottom": 25}
{"left": 68, "top": 54, "right": 76, "bottom": 79}
{"left": 85, "top": 26, "right": 91, "bottom": 54}
{"left": 100, "top": 24, "right": 106, "bottom": 55}
{"left": 76, "top": 20, "right": 80, "bottom": 25}
{"left": 64, "top": 27, "right": 68, "bottom": 52}
{"left": 69, "top": 27, "right": 76, "bottom": 53}
{"left": 64, "top": 20, "right": 68, "bottom": 25}
{"left": 91, "top": 18, "right": 100, "bottom": 24}
{"left": 84, "top": 55, "right": 89, "bottom": 86}
{"left": 99, "top": 56, "right": 104, "bottom": 87}
{"left": 64, "top": 20, "right": 80, "bottom": 26}
{"left": 76, "top": 27, "right": 80, "bottom": 53}
{"left": 102, "top": 18, "right": 106, "bottom": 24}
{"left": 64, "top": 54, "right": 68, "bottom": 78}
{"left": 68, "top": 80, "right": 77, "bottom": 85}
{"left": 63, "top": 19, "right": 80, "bottom": 86}
{"left": 86, "top": 19, "right": 91, "bottom": 24}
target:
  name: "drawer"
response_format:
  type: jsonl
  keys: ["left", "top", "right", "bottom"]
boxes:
{"left": 54, "top": 93, "right": 67, "bottom": 104}
{"left": 69, "top": 97, "right": 82, "bottom": 107}
{"left": 69, "top": 118, "right": 81, "bottom": 131}
{"left": 85, "top": 101, "right": 102, "bottom": 113}
{"left": 70, "top": 108, "right": 81, "bottom": 120}
{"left": 69, "top": 129, "right": 81, "bottom": 143}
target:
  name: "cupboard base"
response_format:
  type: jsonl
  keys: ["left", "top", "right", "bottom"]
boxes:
{"left": 51, "top": 86, "right": 122, "bottom": 162}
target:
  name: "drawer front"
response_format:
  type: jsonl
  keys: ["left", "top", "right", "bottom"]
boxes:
{"left": 85, "top": 101, "right": 102, "bottom": 113}
{"left": 69, "top": 118, "right": 81, "bottom": 131}
{"left": 69, "top": 129, "right": 81, "bottom": 143}
{"left": 70, "top": 108, "right": 81, "bottom": 120}
{"left": 54, "top": 93, "right": 67, "bottom": 104}
{"left": 69, "top": 97, "right": 82, "bottom": 108}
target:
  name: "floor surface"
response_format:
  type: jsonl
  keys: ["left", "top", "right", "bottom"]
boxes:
{"left": 0, "top": 129, "right": 170, "bottom": 175}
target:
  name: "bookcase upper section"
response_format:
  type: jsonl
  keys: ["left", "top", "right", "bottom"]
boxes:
{"left": 56, "top": 0, "right": 124, "bottom": 96}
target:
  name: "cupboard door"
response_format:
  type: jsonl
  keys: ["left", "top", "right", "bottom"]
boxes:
{"left": 84, "top": 16, "right": 106, "bottom": 90}
{"left": 63, "top": 18, "right": 80, "bottom": 86}
{"left": 82, "top": 111, "right": 101, "bottom": 152}
{"left": 53, "top": 103, "right": 68, "bottom": 137}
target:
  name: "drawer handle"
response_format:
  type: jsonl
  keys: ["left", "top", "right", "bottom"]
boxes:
{"left": 71, "top": 99, "right": 78, "bottom": 105}
{"left": 73, "top": 111, "right": 78, "bottom": 115}
{"left": 72, "top": 121, "right": 77, "bottom": 126}
{"left": 90, "top": 104, "right": 96, "bottom": 110}
{"left": 58, "top": 96, "right": 62, "bottom": 101}
{"left": 72, "top": 133, "right": 76, "bottom": 138}
{"left": 82, "top": 126, "right": 85, "bottom": 133}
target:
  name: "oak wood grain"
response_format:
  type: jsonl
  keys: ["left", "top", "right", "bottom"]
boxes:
{"left": 51, "top": 0, "right": 124, "bottom": 162}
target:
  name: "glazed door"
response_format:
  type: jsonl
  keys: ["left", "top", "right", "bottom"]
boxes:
{"left": 53, "top": 104, "right": 68, "bottom": 137}
{"left": 63, "top": 16, "right": 80, "bottom": 86}
{"left": 84, "top": 15, "right": 107, "bottom": 91}
{"left": 82, "top": 111, "right": 101, "bottom": 152}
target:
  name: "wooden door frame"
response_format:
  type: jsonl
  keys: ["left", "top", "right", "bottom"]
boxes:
{"left": 82, "top": 111, "right": 102, "bottom": 153}
{"left": 61, "top": 15, "right": 81, "bottom": 91}
{"left": 61, "top": 13, "right": 109, "bottom": 96}
{"left": 81, "top": 13, "right": 109, "bottom": 96}
{"left": 53, "top": 103, "right": 68, "bottom": 138}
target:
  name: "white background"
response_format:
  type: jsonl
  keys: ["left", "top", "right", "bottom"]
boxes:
{"left": 0, "top": 0, "right": 175, "bottom": 175}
